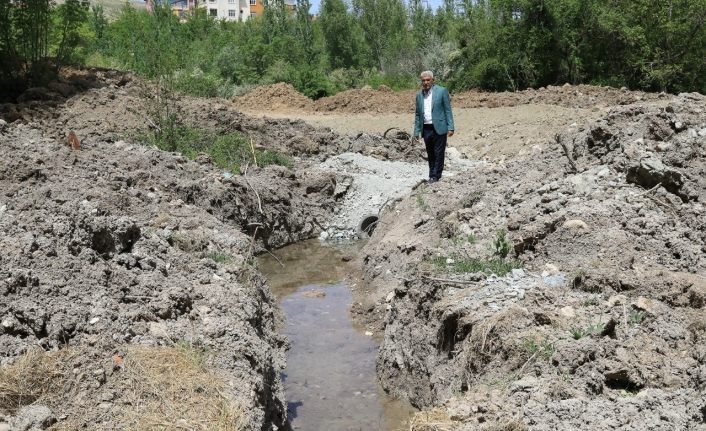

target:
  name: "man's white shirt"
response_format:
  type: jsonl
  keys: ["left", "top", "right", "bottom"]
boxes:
{"left": 423, "top": 89, "right": 433, "bottom": 125}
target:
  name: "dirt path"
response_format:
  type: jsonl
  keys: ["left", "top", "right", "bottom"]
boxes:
{"left": 243, "top": 105, "right": 602, "bottom": 160}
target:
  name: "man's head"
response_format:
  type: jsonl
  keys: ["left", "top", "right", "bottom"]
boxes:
{"left": 420, "top": 71, "right": 434, "bottom": 91}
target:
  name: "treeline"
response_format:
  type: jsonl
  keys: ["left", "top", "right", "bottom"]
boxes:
{"left": 1, "top": 0, "right": 705, "bottom": 101}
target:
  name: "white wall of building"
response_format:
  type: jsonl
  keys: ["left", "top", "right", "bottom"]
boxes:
{"left": 202, "top": 0, "right": 251, "bottom": 21}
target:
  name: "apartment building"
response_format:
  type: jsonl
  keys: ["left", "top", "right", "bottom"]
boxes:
{"left": 170, "top": 0, "right": 294, "bottom": 21}
{"left": 203, "top": 0, "right": 255, "bottom": 20}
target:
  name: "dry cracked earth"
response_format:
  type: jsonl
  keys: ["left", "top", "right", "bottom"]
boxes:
{"left": 1, "top": 71, "right": 705, "bottom": 431}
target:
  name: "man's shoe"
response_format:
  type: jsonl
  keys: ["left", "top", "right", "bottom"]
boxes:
{"left": 428, "top": 178, "right": 438, "bottom": 183}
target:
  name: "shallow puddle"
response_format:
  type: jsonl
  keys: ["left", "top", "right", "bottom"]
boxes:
{"left": 259, "top": 240, "right": 414, "bottom": 431}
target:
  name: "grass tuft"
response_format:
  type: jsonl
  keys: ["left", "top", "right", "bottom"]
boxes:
{"left": 140, "top": 125, "right": 293, "bottom": 174}
{"left": 432, "top": 255, "right": 522, "bottom": 277}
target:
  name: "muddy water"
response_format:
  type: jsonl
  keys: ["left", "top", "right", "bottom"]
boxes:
{"left": 258, "top": 240, "right": 414, "bottom": 431}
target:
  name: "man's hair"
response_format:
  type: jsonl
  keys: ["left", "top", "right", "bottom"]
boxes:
{"left": 420, "top": 70, "right": 434, "bottom": 79}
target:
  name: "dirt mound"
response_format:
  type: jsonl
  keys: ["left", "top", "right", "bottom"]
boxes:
{"left": 235, "top": 83, "right": 667, "bottom": 115}
{"left": 361, "top": 93, "right": 706, "bottom": 428}
{"left": 453, "top": 84, "right": 667, "bottom": 109}
{"left": 315, "top": 87, "right": 415, "bottom": 114}
{"left": 233, "top": 82, "right": 314, "bottom": 112}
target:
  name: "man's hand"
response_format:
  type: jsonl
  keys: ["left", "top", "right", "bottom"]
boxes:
{"left": 416, "top": 135, "right": 423, "bottom": 143}
{"left": 448, "top": 130, "right": 455, "bottom": 137}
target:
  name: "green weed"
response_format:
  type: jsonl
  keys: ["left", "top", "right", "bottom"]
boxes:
{"left": 492, "top": 229, "right": 512, "bottom": 258}
{"left": 582, "top": 296, "right": 599, "bottom": 307}
{"left": 205, "top": 251, "right": 233, "bottom": 264}
{"left": 629, "top": 309, "right": 646, "bottom": 326}
{"left": 452, "top": 233, "right": 477, "bottom": 245}
{"left": 140, "top": 126, "right": 292, "bottom": 174}
{"left": 416, "top": 194, "right": 430, "bottom": 211}
{"left": 522, "top": 338, "right": 555, "bottom": 360}
{"left": 570, "top": 321, "right": 605, "bottom": 340}
{"left": 461, "top": 191, "right": 482, "bottom": 208}
{"left": 431, "top": 255, "right": 522, "bottom": 277}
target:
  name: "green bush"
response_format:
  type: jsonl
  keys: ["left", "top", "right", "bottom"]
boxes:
{"left": 141, "top": 125, "right": 292, "bottom": 174}
{"left": 432, "top": 255, "right": 522, "bottom": 277}
{"left": 169, "top": 68, "right": 236, "bottom": 99}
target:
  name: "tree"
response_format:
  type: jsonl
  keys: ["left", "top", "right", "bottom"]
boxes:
{"left": 352, "top": 0, "right": 406, "bottom": 70}
{"left": 319, "top": 0, "right": 361, "bottom": 68}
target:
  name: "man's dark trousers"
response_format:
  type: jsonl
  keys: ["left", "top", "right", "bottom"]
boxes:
{"left": 423, "top": 124, "right": 446, "bottom": 180}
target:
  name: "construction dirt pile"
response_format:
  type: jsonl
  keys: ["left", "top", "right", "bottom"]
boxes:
{"left": 234, "top": 82, "right": 667, "bottom": 115}
{"left": 359, "top": 93, "right": 706, "bottom": 429}
{"left": 233, "top": 82, "right": 314, "bottom": 112}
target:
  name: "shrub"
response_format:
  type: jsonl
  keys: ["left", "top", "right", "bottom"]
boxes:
{"left": 169, "top": 68, "right": 236, "bottom": 99}
{"left": 493, "top": 229, "right": 512, "bottom": 259}
{"left": 432, "top": 255, "right": 522, "bottom": 277}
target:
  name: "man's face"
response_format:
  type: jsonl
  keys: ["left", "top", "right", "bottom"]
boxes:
{"left": 421, "top": 76, "right": 433, "bottom": 91}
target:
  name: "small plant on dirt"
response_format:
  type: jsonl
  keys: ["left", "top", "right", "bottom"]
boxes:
{"left": 206, "top": 251, "right": 233, "bottom": 264}
{"left": 492, "top": 229, "right": 512, "bottom": 258}
{"left": 431, "top": 255, "right": 522, "bottom": 277}
{"left": 570, "top": 320, "right": 605, "bottom": 340}
{"left": 582, "top": 296, "right": 599, "bottom": 307}
{"left": 452, "top": 232, "right": 477, "bottom": 245}
{"left": 461, "top": 191, "right": 482, "bottom": 208}
{"left": 416, "top": 194, "right": 430, "bottom": 211}
{"left": 629, "top": 309, "right": 646, "bottom": 326}
{"left": 522, "top": 338, "right": 555, "bottom": 360}
{"left": 175, "top": 340, "right": 209, "bottom": 369}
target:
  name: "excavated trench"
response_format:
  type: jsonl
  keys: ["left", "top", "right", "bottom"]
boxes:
{"left": 258, "top": 239, "right": 415, "bottom": 430}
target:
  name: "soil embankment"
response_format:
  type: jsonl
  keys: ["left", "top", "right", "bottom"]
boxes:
{"left": 361, "top": 93, "right": 706, "bottom": 429}
{"left": 0, "top": 70, "right": 421, "bottom": 430}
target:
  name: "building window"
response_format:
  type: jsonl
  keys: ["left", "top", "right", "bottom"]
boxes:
{"left": 250, "top": 11, "right": 256, "bottom": 17}
{"left": 249, "top": 0, "right": 256, "bottom": 5}
{"left": 228, "top": 9, "right": 236, "bottom": 16}
{"left": 228, "top": 0, "right": 234, "bottom": 3}
{"left": 209, "top": 8, "right": 217, "bottom": 15}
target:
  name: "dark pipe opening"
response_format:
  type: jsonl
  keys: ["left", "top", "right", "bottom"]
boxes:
{"left": 359, "top": 215, "right": 379, "bottom": 236}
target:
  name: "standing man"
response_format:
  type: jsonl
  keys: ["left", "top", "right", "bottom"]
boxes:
{"left": 414, "top": 70, "right": 455, "bottom": 183}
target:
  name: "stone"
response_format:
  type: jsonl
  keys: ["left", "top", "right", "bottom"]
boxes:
{"left": 563, "top": 219, "right": 589, "bottom": 230}
{"left": 89, "top": 317, "right": 100, "bottom": 325}
{"left": 626, "top": 158, "right": 684, "bottom": 198}
{"left": 560, "top": 306, "right": 576, "bottom": 318}
{"left": 385, "top": 291, "right": 395, "bottom": 303}
{"left": 1, "top": 317, "right": 15, "bottom": 329}
{"left": 11, "top": 405, "right": 55, "bottom": 430}
{"left": 633, "top": 296, "right": 655, "bottom": 313}
{"left": 544, "top": 263, "right": 560, "bottom": 274}
{"left": 511, "top": 268, "right": 525, "bottom": 279}
{"left": 608, "top": 294, "right": 628, "bottom": 307}
{"left": 510, "top": 376, "right": 539, "bottom": 392}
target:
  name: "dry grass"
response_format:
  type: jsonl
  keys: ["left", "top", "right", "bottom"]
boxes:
{"left": 1, "top": 345, "right": 245, "bottom": 430}
{"left": 409, "top": 408, "right": 457, "bottom": 431}
{"left": 462, "top": 307, "right": 527, "bottom": 381}
{"left": 0, "top": 347, "right": 70, "bottom": 414}
{"left": 116, "top": 345, "right": 246, "bottom": 431}
{"left": 408, "top": 407, "right": 526, "bottom": 431}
